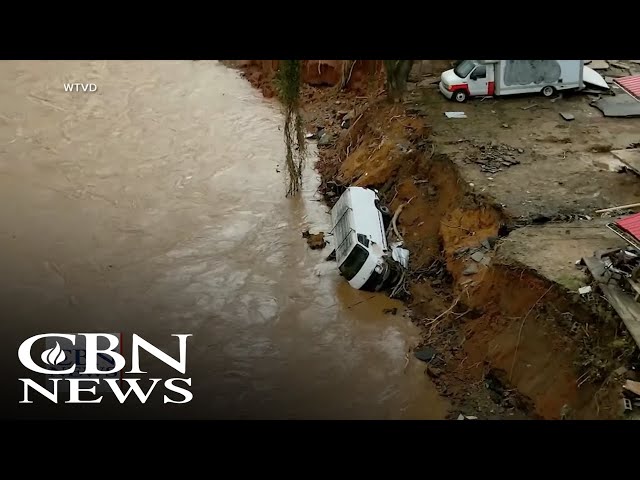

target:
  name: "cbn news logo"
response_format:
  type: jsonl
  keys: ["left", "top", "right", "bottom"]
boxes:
{"left": 18, "top": 333, "right": 193, "bottom": 404}
{"left": 64, "top": 83, "right": 97, "bottom": 92}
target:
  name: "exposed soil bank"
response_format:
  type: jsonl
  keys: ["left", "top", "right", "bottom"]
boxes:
{"left": 230, "top": 60, "right": 639, "bottom": 419}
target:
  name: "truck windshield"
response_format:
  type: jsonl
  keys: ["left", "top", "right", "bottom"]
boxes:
{"left": 339, "top": 244, "right": 370, "bottom": 281}
{"left": 454, "top": 60, "right": 476, "bottom": 79}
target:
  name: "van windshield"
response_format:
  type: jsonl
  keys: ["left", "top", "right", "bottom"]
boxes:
{"left": 454, "top": 60, "right": 476, "bottom": 79}
{"left": 339, "top": 244, "right": 370, "bottom": 281}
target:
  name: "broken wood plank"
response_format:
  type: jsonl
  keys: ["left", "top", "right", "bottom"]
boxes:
{"left": 624, "top": 380, "right": 640, "bottom": 396}
{"left": 583, "top": 255, "right": 640, "bottom": 350}
{"left": 595, "top": 202, "right": 640, "bottom": 214}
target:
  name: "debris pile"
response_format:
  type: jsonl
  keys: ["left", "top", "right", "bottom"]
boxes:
{"left": 622, "top": 378, "right": 640, "bottom": 416}
{"left": 302, "top": 229, "right": 326, "bottom": 250}
{"left": 455, "top": 237, "right": 498, "bottom": 275}
{"left": 465, "top": 143, "right": 523, "bottom": 174}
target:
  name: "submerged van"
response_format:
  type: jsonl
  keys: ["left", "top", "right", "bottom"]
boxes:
{"left": 330, "top": 187, "right": 401, "bottom": 291}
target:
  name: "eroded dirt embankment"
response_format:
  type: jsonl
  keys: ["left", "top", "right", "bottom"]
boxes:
{"left": 231, "top": 60, "right": 633, "bottom": 419}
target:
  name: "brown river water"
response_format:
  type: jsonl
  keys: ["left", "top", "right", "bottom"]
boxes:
{"left": 0, "top": 60, "right": 447, "bottom": 419}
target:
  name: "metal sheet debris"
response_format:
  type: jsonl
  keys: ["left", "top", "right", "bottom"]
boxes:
{"left": 583, "top": 66, "right": 610, "bottom": 90}
{"left": 578, "top": 286, "right": 592, "bottom": 295}
{"left": 591, "top": 93, "right": 640, "bottom": 117}
{"left": 560, "top": 112, "right": 575, "bottom": 121}
{"left": 616, "top": 212, "right": 640, "bottom": 242}
{"left": 614, "top": 75, "right": 640, "bottom": 101}
{"left": 390, "top": 242, "right": 410, "bottom": 269}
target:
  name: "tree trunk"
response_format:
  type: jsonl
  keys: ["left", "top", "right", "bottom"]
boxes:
{"left": 384, "top": 60, "right": 414, "bottom": 103}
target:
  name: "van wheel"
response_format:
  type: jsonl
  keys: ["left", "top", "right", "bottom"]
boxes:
{"left": 378, "top": 205, "right": 392, "bottom": 230}
{"left": 453, "top": 90, "right": 467, "bottom": 103}
{"left": 541, "top": 86, "right": 555, "bottom": 97}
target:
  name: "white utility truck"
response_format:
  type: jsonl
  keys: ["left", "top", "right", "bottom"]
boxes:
{"left": 439, "top": 60, "right": 587, "bottom": 103}
{"left": 330, "top": 187, "right": 402, "bottom": 291}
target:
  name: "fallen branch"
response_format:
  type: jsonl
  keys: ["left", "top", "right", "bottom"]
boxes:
{"left": 509, "top": 285, "right": 554, "bottom": 381}
{"left": 350, "top": 113, "right": 364, "bottom": 130}
{"left": 390, "top": 197, "right": 415, "bottom": 242}
{"left": 423, "top": 289, "right": 469, "bottom": 338}
{"left": 345, "top": 60, "right": 357, "bottom": 88}
{"left": 390, "top": 270, "right": 406, "bottom": 299}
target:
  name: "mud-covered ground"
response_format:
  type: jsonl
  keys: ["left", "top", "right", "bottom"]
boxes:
{"left": 231, "top": 60, "right": 640, "bottom": 419}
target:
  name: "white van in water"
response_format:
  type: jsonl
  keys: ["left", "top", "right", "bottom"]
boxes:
{"left": 330, "top": 187, "right": 401, "bottom": 291}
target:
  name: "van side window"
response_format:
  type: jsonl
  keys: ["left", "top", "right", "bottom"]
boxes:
{"left": 472, "top": 66, "right": 486, "bottom": 79}
{"left": 357, "top": 234, "right": 370, "bottom": 247}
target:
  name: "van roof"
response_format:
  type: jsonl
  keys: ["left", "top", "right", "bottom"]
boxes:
{"left": 331, "top": 187, "right": 387, "bottom": 256}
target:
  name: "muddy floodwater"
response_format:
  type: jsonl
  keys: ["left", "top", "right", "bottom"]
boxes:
{"left": 0, "top": 61, "right": 447, "bottom": 419}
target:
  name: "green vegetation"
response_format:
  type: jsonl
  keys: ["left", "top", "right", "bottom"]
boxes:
{"left": 383, "top": 60, "right": 415, "bottom": 103}
{"left": 275, "top": 60, "right": 415, "bottom": 196}
{"left": 275, "top": 60, "right": 307, "bottom": 197}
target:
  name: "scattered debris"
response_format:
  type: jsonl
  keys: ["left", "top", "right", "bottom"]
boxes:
{"left": 383, "top": 307, "right": 398, "bottom": 315}
{"left": 302, "top": 229, "right": 326, "bottom": 250}
{"left": 456, "top": 414, "right": 478, "bottom": 420}
{"left": 560, "top": 112, "right": 575, "bottom": 121}
{"left": 589, "top": 60, "right": 609, "bottom": 70}
{"left": 464, "top": 142, "right": 523, "bottom": 174}
{"left": 427, "top": 366, "right": 443, "bottom": 378}
{"left": 414, "top": 346, "right": 436, "bottom": 362}
{"left": 470, "top": 251, "right": 485, "bottom": 263}
{"left": 502, "top": 123, "right": 509, "bottom": 128}
{"left": 445, "top": 112, "right": 467, "bottom": 119}
{"left": 317, "top": 132, "right": 335, "bottom": 147}
{"left": 615, "top": 366, "right": 628, "bottom": 376}
{"left": 610, "top": 61, "right": 632, "bottom": 72}
{"left": 578, "top": 286, "right": 592, "bottom": 295}
{"left": 391, "top": 242, "right": 410, "bottom": 269}
{"left": 551, "top": 94, "right": 563, "bottom": 103}
{"left": 624, "top": 398, "right": 633, "bottom": 411}
{"left": 463, "top": 263, "right": 479, "bottom": 276}
{"left": 624, "top": 380, "right": 640, "bottom": 396}
{"left": 610, "top": 149, "right": 640, "bottom": 177}
{"left": 521, "top": 104, "right": 538, "bottom": 111}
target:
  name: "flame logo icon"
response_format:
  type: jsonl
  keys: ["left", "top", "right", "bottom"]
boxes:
{"left": 41, "top": 341, "right": 66, "bottom": 366}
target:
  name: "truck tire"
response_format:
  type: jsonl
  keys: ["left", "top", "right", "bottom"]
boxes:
{"left": 378, "top": 205, "right": 392, "bottom": 231}
{"left": 541, "top": 86, "right": 555, "bottom": 97}
{"left": 453, "top": 90, "right": 467, "bottom": 103}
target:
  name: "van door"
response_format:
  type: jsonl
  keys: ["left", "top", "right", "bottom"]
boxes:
{"left": 467, "top": 65, "right": 489, "bottom": 96}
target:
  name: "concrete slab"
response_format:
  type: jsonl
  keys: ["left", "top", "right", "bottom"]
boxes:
{"left": 592, "top": 94, "right": 640, "bottom": 117}
{"left": 611, "top": 149, "right": 640, "bottom": 176}
{"left": 589, "top": 60, "right": 610, "bottom": 70}
{"left": 496, "top": 220, "right": 625, "bottom": 289}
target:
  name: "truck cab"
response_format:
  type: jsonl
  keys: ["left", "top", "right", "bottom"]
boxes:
{"left": 439, "top": 60, "right": 494, "bottom": 103}
{"left": 330, "top": 187, "right": 400, "bottom": 291}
